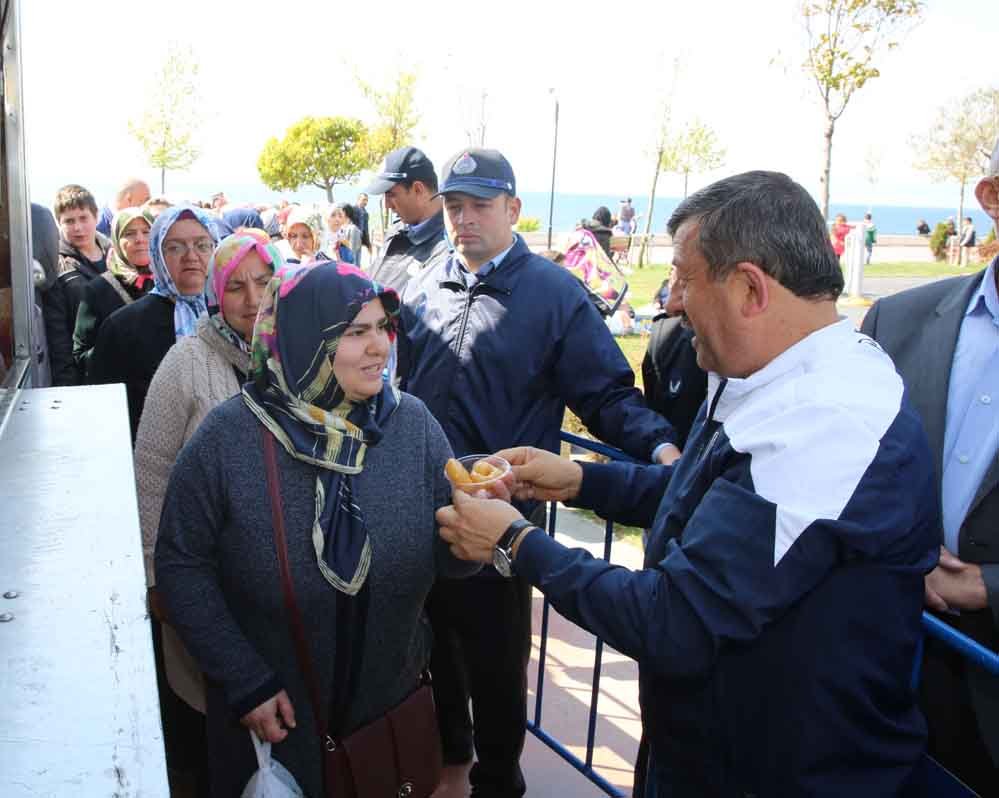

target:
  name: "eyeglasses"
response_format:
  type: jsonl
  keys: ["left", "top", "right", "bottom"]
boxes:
{"left": 162, "top": 239, "right": 214, "bottom": 258}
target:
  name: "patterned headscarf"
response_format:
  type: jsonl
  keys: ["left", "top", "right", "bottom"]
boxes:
{"left": 149, "top": 205, "right": 221, "bottom": 339}
{"left": 108, "top": 207, "right": 154, "bottom": 290}
{"left": 285, "top": 206, "right": 323, "bottom": 258}
{"left": 206, "top": 229, "right": 283, "bottom": 353}
{"left": 242, "top": 262, "right": 401, "bottom": 594}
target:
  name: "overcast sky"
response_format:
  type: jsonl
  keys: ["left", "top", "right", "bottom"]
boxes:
{"left": 18, "top": 0, "right": 999, "bottom": 210}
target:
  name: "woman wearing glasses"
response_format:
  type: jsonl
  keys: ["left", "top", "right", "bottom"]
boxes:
{"left": 90, "top": 205, "right": 220, "bottom": 440}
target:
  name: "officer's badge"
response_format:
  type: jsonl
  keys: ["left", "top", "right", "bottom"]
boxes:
{"left": 453, "top": 153, "right": 477, "bottom": 175}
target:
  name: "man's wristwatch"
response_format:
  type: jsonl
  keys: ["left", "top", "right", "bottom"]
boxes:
{"left": 494, "top": 519, "right": 536, "bottom": 578}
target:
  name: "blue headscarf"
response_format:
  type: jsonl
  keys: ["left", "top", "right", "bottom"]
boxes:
{"left": 217, "top": 207, "right": 265, "bottom": 238}
{"left": 149, "top": 205, "right": 220, "bottom": 339}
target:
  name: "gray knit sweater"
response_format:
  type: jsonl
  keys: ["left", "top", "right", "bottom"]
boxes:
{"left": 155, "top": 392, "right": 477, "bottom": 797}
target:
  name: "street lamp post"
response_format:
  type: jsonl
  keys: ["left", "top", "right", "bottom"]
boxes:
{"left": 546, "top": 89, "right": 559, "bottom": 250}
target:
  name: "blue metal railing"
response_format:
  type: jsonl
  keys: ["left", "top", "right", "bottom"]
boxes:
{"left": 525, "top": 432, "right": 999, "bottom": 797}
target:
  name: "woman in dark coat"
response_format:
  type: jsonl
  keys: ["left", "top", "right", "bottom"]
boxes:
{"left": 73, "top": 207, "right": 156, "bottom": 380}
{"left": 584, "top": 205, "right": 615, "bottom": 259}
{"left": 156, "top": 262, "right": 478, "bottom": 796}
{"left": 89, "top": 204, "right": 219, "bottom": 440}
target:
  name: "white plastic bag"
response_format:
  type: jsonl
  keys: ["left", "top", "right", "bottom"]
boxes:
{"left": 241, "top": 731, "right": 305, "bottom": 798}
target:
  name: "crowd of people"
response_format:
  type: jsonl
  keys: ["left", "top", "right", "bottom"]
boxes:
{"left": 15, "top": 138, "right": 999, "bottom": 798}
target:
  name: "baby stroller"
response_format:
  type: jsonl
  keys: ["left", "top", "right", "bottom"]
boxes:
{"left": 559, "top": 228, "right": 630, "bottom": 319}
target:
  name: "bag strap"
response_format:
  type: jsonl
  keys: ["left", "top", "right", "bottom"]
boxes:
{"left": 261, "top": 428, "right": 370, "bottom": 743}
{"left": 100, "top": 269, "right": 135, "bottom": 306}
{"left": 262, "top": 429, "right": 329, "bottom": 739}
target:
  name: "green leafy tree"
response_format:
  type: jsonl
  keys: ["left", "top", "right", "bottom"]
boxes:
{"left": 912, "top": 86, "right": 999, "bottom": 231}
{"left": 660, "top": 119, "right": 726, "bottom": 199}
{"left": 355, "top": 70, "right": 421, "bottom": 232}
{"left": 357, "top": 70, "right": 420, "bottom": 165}
{"left": 129, "top": 43, "right": 203, "bottom": 193}
{"left": 800, "top": 0, "right": 923, "bottom": 220}
{"left": 257, "top": 116, "right": 370, "bottom": 203}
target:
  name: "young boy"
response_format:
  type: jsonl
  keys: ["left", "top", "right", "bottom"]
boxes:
{"left": 42, "top": 184, "right": 111, "bottom": 385}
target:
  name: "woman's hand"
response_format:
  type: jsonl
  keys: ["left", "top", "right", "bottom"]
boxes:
{"left": 240, "top": 690, "right": 297, "bottom": 743}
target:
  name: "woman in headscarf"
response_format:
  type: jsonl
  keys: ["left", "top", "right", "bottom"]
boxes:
{"left": 215, "top": 207, "right": 265, "bottom": 238}
{"left": 90, "top": 204, "right": 219, "bottom": 439}
{"left": 325, "top": 202, "right": 361, "bottom": 264}
{"left": 283, "top": 206, "right": 327, "bottom": 265}
{"left": 73, "top": 207, "right": 155, "bottom": 379}
{"left": 583, "top": 205, "right": 615, "bottom": 259}
{"left": 134, "top": 228, "right": 281, "bottom": 796}
{"left": 156, "top": 261, "right": 478, "bottom": 797}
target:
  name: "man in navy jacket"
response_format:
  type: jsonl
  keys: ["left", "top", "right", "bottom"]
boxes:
{"left": 438, "top": 171, "right": 941, "bottom": 797}
{"left": 399, "top": 147, "right": 679, "bottom": 797}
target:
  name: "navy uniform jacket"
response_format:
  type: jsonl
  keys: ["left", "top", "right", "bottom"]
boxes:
{"left": 517, "top": 319, "right": 940, "bottom": 795}
{"left": 398, "top": 235, "right": 675, "bottom": 467}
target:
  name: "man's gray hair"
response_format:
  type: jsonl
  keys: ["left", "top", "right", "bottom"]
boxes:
{"left": 989, "top": 137, "right": 999, "bottom": 178}
{"left": 667, "top": 171, "right": 844, "bottom": 301}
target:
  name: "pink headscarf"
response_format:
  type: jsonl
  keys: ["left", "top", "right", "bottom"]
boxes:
{"left": 206, "top": 228, "right": 284, "bottom": 308}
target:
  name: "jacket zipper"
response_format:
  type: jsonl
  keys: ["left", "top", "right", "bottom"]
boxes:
{"left": 453, "top": 283, "right": 481, "bottom": 359}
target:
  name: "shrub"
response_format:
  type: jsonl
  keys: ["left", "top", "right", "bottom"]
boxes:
{"left": 928, "top": 222, "right": 949, "bottom": 261}
{"left": 978, "top": 239, "right": 999, "bottom": 263}
{"left": 515, "top": 216, "right": 541, "bottom": 232}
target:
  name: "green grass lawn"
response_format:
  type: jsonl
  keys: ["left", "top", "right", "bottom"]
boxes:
{"left": 860, "top": 261, "right": 980, "bottom": 277}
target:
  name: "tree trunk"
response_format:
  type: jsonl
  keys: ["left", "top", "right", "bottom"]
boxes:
{"left": 683, "top": 170, "right": 690, "bottom": 199}
{"left": 957, "top": 179, "right": 966, "bottom": 241}
{"left": 638, "top": 152, "right": 663, "bottom": 269}
{"left": 160, "top": 167, "right": 166, "bottom": 195}
{"left": 325, "top": 183, "right": 334, "bottom": 203}
{"left": 819, "top": 117, "right": 835, "bottom": 221}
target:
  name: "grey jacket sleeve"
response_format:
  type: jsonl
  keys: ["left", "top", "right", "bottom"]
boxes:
{"left": 425, "top": 404, "right": 481, "bottom": 579}
{"left": 154, "top": 414, "right": 283, "bottom": 714}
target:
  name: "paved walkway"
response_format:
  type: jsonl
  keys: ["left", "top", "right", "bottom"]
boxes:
{"left": 838, "top": 274, "right": 952, "bottom": 327}
{"left": 433, "top": 507, "right": 644, "bottom": 797}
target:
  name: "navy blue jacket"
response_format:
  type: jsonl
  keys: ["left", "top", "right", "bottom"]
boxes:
{"left": 516, "top": 320, "right": 940, "bottom": 795}
{"left": 399, "top": 235, "right": 675, "bottom": 466}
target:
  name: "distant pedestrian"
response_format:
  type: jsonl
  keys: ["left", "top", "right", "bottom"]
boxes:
{"left": 830, "top": 213, "right": 852, "bottom": 259}
{"left": 356, "top": 193, "right": 372, "bottom": 263}
{"left": 619, "top": 197, "right": 636, "bottom": 234}
{"left": 864, "top": 213, "right": 877, "bottom": 264}
{"left": 916, "top": 219, "right": 931, "bottom": 236}
{"left": 959, "top": 217, "right": 977, "bottom": 266}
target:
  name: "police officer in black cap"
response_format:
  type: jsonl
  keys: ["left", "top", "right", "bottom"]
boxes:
{"left": 398, "top": 148, "right": 679, "bottom": 797}
{"left": 364, "top": 146, "right": 449, "bottom": 293}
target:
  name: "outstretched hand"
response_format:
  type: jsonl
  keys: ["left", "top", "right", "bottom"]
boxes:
{"left": 495, "top": 446, "right": 584, "bottom": 503}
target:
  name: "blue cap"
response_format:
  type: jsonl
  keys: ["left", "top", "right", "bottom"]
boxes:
{"left": 437, "top": 148, "right": 516, "bottom": 199}
{"left": 364, "top": 146, "right": 437, "bottom": 195}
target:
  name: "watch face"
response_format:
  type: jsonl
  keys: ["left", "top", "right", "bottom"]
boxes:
{"left": 493, "top": 547, "right": 513, "bottom": 578}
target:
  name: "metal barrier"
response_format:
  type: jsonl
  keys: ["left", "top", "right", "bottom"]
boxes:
{"left": 525, "top": 431, "right": 999, "bottom": 797}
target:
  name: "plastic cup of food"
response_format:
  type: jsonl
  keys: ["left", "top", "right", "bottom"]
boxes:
{"left": 444, "top": 454, "right": 511, "bottom": 496}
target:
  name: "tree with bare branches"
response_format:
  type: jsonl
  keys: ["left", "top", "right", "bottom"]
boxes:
{"left": 660, "top": 120, "right": 726, "bottom": 200}
{"left": 129, "top": 44, "right": 203, "bottom": 193}
{"left": 912, "top": 86, "right": 999, "bottom": 229}
{"left": 800, "top": 0, "right": 922, "bottom": 220}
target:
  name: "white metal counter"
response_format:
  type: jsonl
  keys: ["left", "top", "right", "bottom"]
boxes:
{"left": 0, "top": 385, "right": 169, "bottom": 796}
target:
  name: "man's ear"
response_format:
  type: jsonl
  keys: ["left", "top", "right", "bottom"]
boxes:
{"left": 733, "top": 262, "right": 770, "bottom": 318}
{"left": 507, "top": 196, "right": 522, "bottom": 225}
{"left": 975, "top": 177, "right": 999, "bottom": 223}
